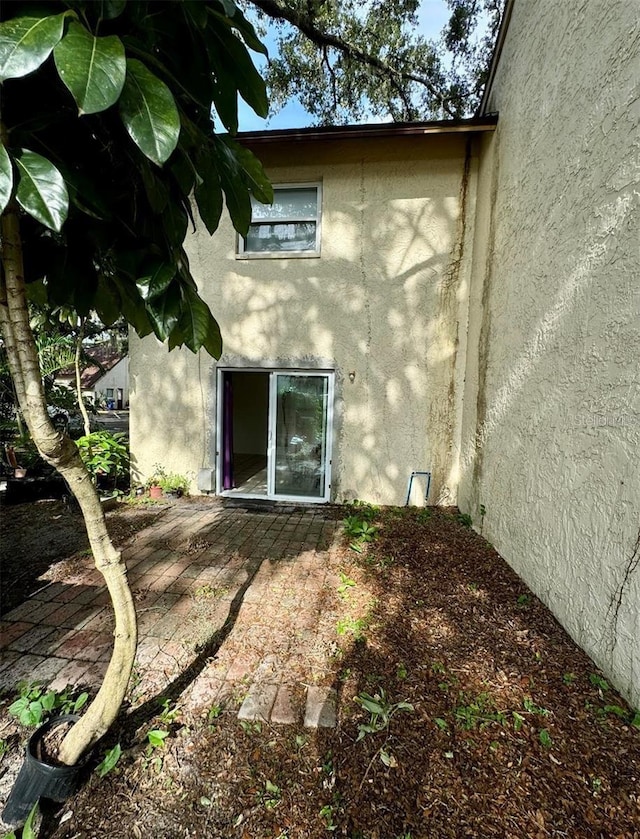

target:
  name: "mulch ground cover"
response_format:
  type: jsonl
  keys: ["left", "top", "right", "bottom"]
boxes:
{"left": 2, "top": 506, "right": 639, "bottom": 838}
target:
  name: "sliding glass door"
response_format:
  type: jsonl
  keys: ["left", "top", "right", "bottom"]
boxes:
{"left": 268, "top": 373, "right": 332, "bottom": 501}
{"left": 218, "top": 369, "right": 333, "bottom": 503}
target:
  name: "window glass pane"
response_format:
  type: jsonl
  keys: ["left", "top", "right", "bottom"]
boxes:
{"left": 251, "top": 187, "right": 317, "bottom": 221}
{"left": 244, "top": 222, "right": 317, "bottom": 252}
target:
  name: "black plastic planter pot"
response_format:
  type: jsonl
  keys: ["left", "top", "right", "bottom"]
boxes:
{"left": 2, "top": 715, "right": 84, "bottom": 828}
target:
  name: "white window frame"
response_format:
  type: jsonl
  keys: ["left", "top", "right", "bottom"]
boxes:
{"left": 236, "top": 181, "right": 322, "bottom": 259}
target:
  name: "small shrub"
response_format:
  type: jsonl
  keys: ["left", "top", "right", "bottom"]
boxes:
{"left": 76, "top": 431, "right": 129, "bottom": 483}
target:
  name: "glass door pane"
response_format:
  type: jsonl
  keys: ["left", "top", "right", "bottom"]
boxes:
{"left": 271, "top": 374, "right": 330, "bottom": 499}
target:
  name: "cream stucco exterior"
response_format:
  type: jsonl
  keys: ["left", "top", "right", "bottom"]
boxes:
{"left": 130, "top": 0, "right": 639, "bottom": 705}
{"left": 130, "top": 133, "right": 481, "bottom": 505}
{"left": 458, "top": 0, "right": 640, "bottom": 706}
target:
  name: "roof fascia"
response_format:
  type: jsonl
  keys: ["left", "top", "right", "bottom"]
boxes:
{"left": 238, "top": 116, "right": 498, "bottom": 146}
{"left": 478, "top": 0, "right": 515, "bottom": 115}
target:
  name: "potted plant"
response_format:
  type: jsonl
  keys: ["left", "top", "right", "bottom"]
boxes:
{"left": 159, "top": 472, "right": 190, "bottom": 498}
{"left": 146, "top": 465, "right": 167, "bottom": 499}
{"left": 2, "top": 715, "right": 85, "bottom": 826}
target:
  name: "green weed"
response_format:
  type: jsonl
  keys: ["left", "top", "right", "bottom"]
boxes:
{"left": 539, "top": 729, "right": 552, "bottom": 748}
{"left": 354, "top": 688, "right": 414, "bottom": 741}
{"left": 336, "top": 615, "right": 369, "bottom": 640}
{"left": 147, "top": 729, "right": 170, "bottom": 749}
{"left": 319, "top": 803, "right": 337, "bottom": 831}
{"left": 456, "top": 512, "right": 473, "bottom": 528}
{"left": 522, "top": 696, "right": 550, "bottom": 717}
{"left": 9, "top": 684, "right": 88, "bottom": 728}
{"left": 452, "top": 692, "right": 507, "bottom": 730}
{"left": 95, "top": 743, "right": 122, "bottom": 778}
{"left": 4, "top": 801, "right": 39, "bottom": 839}
{"left": 337, "top": 571, "right": 356, "bottom": 599}
{"left": 589, "top": 673, "right": 609, "bottom": 693}
{"left": 257, "top": 779, "right": 281, "bottom": 810}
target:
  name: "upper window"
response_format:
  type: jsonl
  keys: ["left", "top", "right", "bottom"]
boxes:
{"left": 238, "top": 183, "right": 322, "bottom": 258}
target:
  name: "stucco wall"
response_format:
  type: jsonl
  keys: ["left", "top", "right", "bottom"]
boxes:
{"left": 459, "top": 0, "right": 640, "bottom": 705}
{"left": 130, "top": 134, "right": 475, "bottom": 504}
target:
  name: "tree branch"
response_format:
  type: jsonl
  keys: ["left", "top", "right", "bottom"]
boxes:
{"left": 250, "top": 0, "right": 455, "bottom": 118}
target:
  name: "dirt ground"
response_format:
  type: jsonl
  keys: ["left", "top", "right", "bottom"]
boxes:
{"left": 1, "top": 505, "right": 639, "bottom": 838}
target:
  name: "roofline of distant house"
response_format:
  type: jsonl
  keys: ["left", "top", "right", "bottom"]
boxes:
{"left": 479, "top": 0, "right": 515, "bottom": 115}
{"left": 238, "top": 115, "right": 498, "bottom": 145}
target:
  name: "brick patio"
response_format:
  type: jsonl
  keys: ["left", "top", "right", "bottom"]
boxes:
{"left": 0, "top": 500, "right": 342, "bottom": 726}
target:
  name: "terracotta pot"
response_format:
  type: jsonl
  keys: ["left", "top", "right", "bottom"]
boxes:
{"left": 2, "top": 715, "right": 85, "bottom": 828}
{"left": 148, "top": 484, "right": 163, "bottom": 499}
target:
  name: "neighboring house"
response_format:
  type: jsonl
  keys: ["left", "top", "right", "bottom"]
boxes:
{"left": 56, "top": 345, "right": 129, "bottom": 408}
{"left": 130, "top": 0, "right": 639, "bottom": 706}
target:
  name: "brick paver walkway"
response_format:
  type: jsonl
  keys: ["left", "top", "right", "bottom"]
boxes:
{"left": 0, "top": 500, "right": 342, "bottom": 727}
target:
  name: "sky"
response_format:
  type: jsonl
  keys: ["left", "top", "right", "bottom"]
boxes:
{"left": 237, "top": 0, "right": 453, "bottom": 131}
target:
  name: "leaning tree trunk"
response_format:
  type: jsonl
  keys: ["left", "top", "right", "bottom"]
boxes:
{"left": 74, "top": 321, "right": 92, "bottom": 437}
{"left": 0, "top": 206, "right": 137, "bottom": 766}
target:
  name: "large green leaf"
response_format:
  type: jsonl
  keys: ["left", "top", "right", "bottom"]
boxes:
{"left": 0, "top": 13, "right": 68, "bottom": 82}
{"left": 15, "top": 149, "right": 68, "bottom": 232}
{"left": 0, "top": 143, "right": 14, "bottom": 215}
{"left": 207, "top": 16, "right": 268, "bottom": 118}
{"left": 147, "top": 281, "right": 182, "bottom": 341}
{"left": 119, "top": 59, "right": 180, "bottom": 166}
{"left": 94, "top": 277, "right": 122, "bottom": 326}
{"left": 215, "top": 139, "right": 252, "bottom": 235}
{"left": 141, "top": 162, "right": 169, "bottom": 213}
{"left": 214, "top": 136, "right": 272, "bottom": 236}
{"left": 194, "top": 148, "right": 223, "bottom": 235}
{"left": 235, "top": 144, "right": 273, "bottom": 204}
{"left": 53, "top": 22, "right": 125, "bottom": 115}
{"left": 136, "top": 261, "right": 175, "bottom": 301}
{"left": 208, "top": 3, "right": 268, "bottom": 57}
{"left": 112, "top": 276, "right": 154, "bottom": 338}
{"left": 100, "top": 1, "right": 127, "bottom": 20}
{"left": 173, "top": 284, "right": 222, "bottom": 357}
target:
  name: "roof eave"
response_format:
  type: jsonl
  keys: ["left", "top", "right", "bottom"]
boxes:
{"left": 238, "top": 115, "right": 498, "bottom": 146}
{"left": 478, "top": 0, "right": 515, "bottom": 115}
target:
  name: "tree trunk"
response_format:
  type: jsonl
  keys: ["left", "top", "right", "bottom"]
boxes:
{"left": 0, "top": 206, "right": 137, "bottom": 766}
{"left": 74, "top": 322, "right": 92, "bottom": 437}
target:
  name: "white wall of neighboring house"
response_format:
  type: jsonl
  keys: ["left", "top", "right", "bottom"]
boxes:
{"left": 458, "top": 0, "right": 640, "bottom": 706}
{"left": 93, "top": 356, "right": 129, "bottom": 407}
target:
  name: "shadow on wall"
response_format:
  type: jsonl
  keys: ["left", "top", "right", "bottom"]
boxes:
{"left": 204, "top": 169, "right": 466, "bottom": 505}
{"left": 128, "top": 346, "right": 210, "bottom": 489}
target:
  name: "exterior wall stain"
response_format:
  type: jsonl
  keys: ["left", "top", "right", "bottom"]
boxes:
{"left": 470, "top": 141, "right": 500, "bottom": 508}
{"left": 429, "top": 137, "right": 473, "bottom": 504}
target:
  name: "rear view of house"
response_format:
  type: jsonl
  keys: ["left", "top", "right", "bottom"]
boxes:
{"left": 130, "top": 0, "right": 639, "bottom": 707}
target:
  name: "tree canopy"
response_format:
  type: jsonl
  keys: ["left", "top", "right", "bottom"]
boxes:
{"left": 0, "top": 0, "right": 272, "bottom": 359}
{"left": 248, "top": 0, "right": 505, "bottom": 124}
